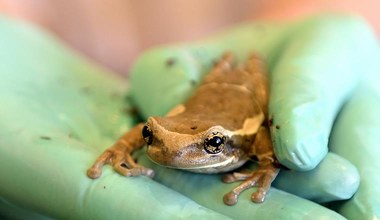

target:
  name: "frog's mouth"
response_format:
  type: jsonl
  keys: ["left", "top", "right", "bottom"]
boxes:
{"left": 175, "top": 156, "right": 246, "bottom": 173}
{"left": 153, "top": 156, "right": 246, "bottom": 174}
{"left": 146, "top": 147, "right": 247, "bottom": 174}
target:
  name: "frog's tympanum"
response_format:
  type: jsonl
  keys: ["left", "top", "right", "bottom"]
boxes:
{"left": 87, "top": 53, "right": 280, "bottom": 205}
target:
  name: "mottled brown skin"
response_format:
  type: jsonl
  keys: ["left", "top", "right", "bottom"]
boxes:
{"left": 87, "top": 53, "right": 279, "bottom": 205}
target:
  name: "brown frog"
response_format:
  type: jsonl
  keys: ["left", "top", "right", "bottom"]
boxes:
{"left": 87, "top": 53, "right": 279, "bottom": 205}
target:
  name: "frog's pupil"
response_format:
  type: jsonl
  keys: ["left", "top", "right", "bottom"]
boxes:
{"left": 142, "top": 125, "right": 153, "bottom": 145}
{"left": 204, "top": 135, "right": 224, "bottom": 154}
{"left": 210, "top": 137, "right": 222, "bottom": 147}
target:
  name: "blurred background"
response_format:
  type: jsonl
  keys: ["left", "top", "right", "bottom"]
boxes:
{"left": 0, "top": 0, "right": 379, "bottom": 75}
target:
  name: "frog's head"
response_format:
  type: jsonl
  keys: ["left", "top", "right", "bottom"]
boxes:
{"left": 143, "top": 116, "right": 251, "bottom": 173}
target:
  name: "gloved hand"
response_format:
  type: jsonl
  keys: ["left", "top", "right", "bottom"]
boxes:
{"left": 130, "top": 14, "right": 380, "bottom": 219}
{"left": 1, "top": 13, "right": 378, "bottom": 220}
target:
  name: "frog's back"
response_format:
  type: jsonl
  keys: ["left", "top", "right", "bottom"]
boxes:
{"left": 171, "top": 53, "right": 269, "bottom": 133}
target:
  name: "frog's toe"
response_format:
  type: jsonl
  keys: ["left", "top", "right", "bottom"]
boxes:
{"left": 223, "top": 192, "right": 238, "bottom": 206}
{"left": 222, "top": 171, "right": 252, "bottom": 183}
{"left": 115, "top": 164, "right": 155, "bottom": 177}
{"left": 137, "top": 166, "right": 155, "bottom": 177}
{"left": 222, "top": 173, "right": 237, "bottom": 183}
{"left": 87, "top": 166, "right": 102, "bottom": 179}
{"left": 251, "top": 188, "right": 266, "bottom": 203}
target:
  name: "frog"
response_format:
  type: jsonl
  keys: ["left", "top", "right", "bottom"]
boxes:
{"left": 87, "top": 53, "right": 280, "bottom": 205}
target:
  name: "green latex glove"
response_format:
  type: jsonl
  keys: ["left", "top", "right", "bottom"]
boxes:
{"left": 130, "top": 14, "right": 380, "bottom": 219}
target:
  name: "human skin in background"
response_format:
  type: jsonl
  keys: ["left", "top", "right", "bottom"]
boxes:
{"left": 0, "top": 0, "right": 379, "bottom": 74}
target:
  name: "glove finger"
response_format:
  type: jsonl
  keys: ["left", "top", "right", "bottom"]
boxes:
{"left": 329, "top": 79, "right": 380, "bottom": 219}
{"left": 269, "top": 15, "right": 374, "bottom": 171}
{"left": 274, "top": 152, "right": 359, "bottom": 203}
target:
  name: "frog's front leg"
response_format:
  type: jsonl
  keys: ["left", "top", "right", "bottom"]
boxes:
{"left": 87, "top": 123, "right": 154, "bottom": 179}
{"left": 222, "top": 126, "right": 279, "bottom": 205}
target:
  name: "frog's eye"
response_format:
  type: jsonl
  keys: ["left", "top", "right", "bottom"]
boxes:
{"left": 204, "top": 132, "right": 225, "bottom": 154}
{"left": 142, "top": 125, "right": 153, "bottom": 145}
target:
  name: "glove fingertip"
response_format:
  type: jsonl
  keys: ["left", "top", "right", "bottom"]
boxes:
{"left": 272, "top": 125, "right": 328, "bottom": 171}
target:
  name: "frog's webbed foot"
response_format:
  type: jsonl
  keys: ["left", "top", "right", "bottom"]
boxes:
{"left": 87, "top": 123, "right": 154, "bottom": 179}
{"left": 222, "top": 165, "right": 279, "bottom": 205}
{"left": 87, "top": 147, "right": 154, "bottom": 179}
